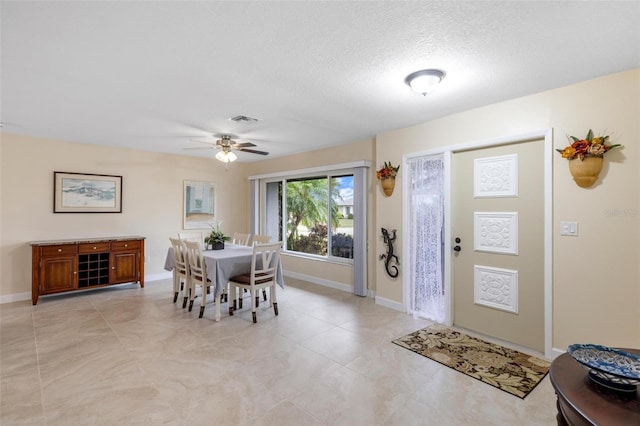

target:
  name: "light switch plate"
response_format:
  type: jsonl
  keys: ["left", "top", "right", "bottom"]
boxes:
{"left": 560, "top": 221, "right": 578, "bottom": 236}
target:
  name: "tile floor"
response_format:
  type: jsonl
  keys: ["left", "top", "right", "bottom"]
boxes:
{"left": 0, "top": 278, "right": 557, "bottom": 425}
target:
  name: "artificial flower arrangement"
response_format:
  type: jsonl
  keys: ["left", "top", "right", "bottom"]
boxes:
{"left": 376, "top": 161, "right": 400, "bottom": 180}
{"left": 557, "top": 129, "right": 621, "bottom": 161}
{"left": 204, "top": 221, "right": 230, "bottom": 247}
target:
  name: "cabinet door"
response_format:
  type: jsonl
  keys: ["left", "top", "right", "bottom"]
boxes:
{"left": 41, "top": 256, "right": 77, "bottom": 293}
{"left": 110, "top": 251, "right": 139, "bottom": 284}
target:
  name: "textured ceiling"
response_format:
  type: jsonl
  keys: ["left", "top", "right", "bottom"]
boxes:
{"left": 2, "top": 1, "right": 639, "bottom": 162}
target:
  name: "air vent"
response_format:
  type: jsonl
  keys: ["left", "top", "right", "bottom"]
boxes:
{"left": 229, "top": 115, "right": 260, "bottom": 123}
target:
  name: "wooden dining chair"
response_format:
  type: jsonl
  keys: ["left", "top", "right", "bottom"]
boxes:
{"left": 228, "top": 241, "right": 282, "bottom": 323}
{"left": 231, "top": 232, "right": 251, "bottom": 246}
{"left": 183, "top": 240, "right": 214, "bottom": 318}
{"left": 169, "top": 238, "right": 189, "bottom": 305}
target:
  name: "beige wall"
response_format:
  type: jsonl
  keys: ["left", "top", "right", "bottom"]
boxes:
{"left": 0, "top": 134, "right": 249, "bottom": 298}
{"left": 0, "top": 135, "right": 375, "bottom": 299}
{"left": 246, "top": 139, "right": 376, "bottom": 292}
{"left": 2, "top": 70, "right": 638, "bottom": 352}
{"left": 376, "top": 69, "right": 640, "bottom": 350}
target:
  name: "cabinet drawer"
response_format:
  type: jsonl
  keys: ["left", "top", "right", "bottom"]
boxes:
{"left": 111, "top": 240, "right": 141, "bottom": 251}
{"left": 41, "top": 244, "right": 78, "bottom": 257}
{"left": 78, "top": 242, "right": 111, "bottom": 253}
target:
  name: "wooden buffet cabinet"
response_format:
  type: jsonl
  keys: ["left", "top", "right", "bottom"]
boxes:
{"left": 31, "top": 236, "right": 145, "bottom": 304}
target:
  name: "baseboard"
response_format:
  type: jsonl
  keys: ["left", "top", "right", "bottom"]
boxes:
{"left": 550, "top": 347, "right": 565, "bottom": 360}
{"left": 283, "top": 270, "right": 380, "bottom": 299}
{"left": 0, "top": 292, "right": 31, "bottom": 304}
{"left": 375, "top": 295, "right": 405, "bottom": 312}
{"left": 283, "top": 270, "right": 354, "bottom": 293}
{"left": 0, "top": 271, "right": 357, "bottom": 304}
{"left": 153, "top": 269, "right": 357, "bottom": 293}
{"left": 145, "top": 271, "right": 172, "bottom": 282}
{"left": 0, "top": 272, "right": 173, "bottom": 305}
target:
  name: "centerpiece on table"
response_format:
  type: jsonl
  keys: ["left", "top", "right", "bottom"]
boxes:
{"left": 557, "top": 129, "right": 621, "bottom": 188}
{"left": 377, "top": 161, "right": 400, "bottom": 196}
{"left": 204, "top": 221, "right": 230, "bottom": 250}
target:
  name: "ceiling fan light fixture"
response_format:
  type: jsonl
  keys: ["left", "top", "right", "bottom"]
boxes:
{"left": 405, "top": 69, "right": 446, "bottom": 96}
{"left": 215, "top": 149, "right": 237, "bottom": 163}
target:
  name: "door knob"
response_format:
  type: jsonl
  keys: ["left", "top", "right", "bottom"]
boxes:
{"left": 455, "top": 237, "right": 461, "bottom": 243}
{"left": 454, "top": 237, "right": 461, "bottom": 252}
{"left": 453, "top": 245, "right": 461, "bottom": 252}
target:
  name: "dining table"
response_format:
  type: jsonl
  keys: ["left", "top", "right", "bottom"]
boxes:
{"left": 164, "top": 242, "right": 285, "bottom": 321}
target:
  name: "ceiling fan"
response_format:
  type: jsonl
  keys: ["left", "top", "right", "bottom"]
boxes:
{"left": 186, "top": 134, "right": 269, "bottom": 163}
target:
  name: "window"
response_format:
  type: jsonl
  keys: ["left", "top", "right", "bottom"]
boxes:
{"left": 330, "top": 175, "right": 354, "bottom": 259}
{"left": 265, "top": 173, "right": 354, "bottom": 261}
{"left": 253, "top": 161, "right": 369, "bottom": 296}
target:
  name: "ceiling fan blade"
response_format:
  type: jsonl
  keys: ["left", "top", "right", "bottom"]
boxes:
{"left": 189, "top": 139, "right": 217, "bottom": 146}
{"left": 233, "top": 142, "right": 257, "bottom": 148}
{"left": 237, "top": 148, "right": 269, "bottom": 155}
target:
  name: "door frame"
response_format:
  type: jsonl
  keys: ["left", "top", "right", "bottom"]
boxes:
{"left": 402, "top": 129, "right": 553, "bottom": 359}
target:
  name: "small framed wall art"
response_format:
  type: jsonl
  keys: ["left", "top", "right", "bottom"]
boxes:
{"left": 183, "top": 180, "right": 217, "bottom": 229}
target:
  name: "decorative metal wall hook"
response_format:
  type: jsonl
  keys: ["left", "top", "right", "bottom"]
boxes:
{"left": 379, "top": 227, "right": 399, "bottom": 278}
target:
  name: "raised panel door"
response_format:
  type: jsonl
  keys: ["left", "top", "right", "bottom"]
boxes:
{"left": 110, "top": 251, "right": 138, "bottom": 283}
{"left": 41, "top": 256, "right": 77, "bottom": 293}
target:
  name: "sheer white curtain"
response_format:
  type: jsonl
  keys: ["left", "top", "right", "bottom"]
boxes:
{"left": 408, "top": 154, "right": 445, "bottom": 323}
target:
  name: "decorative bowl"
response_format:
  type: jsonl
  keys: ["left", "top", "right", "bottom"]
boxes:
{"left": 568, "top": 344, "right": 640, "bottom": 392}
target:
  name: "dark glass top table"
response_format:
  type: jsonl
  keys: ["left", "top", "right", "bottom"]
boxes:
{"left": 549, "top": 348, "right": 640, "bottom": 426}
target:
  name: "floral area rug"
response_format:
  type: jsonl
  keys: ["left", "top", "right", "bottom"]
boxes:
{"left": 392, "top": 325, "right": 550, "bottom": 399}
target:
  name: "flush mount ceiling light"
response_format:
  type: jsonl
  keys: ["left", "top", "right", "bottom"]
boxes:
{"left": 215, "top": 148, "right": 237, "bottom": 163}
{"left": 405, "top": 69, "right": 446, "bottom": 96}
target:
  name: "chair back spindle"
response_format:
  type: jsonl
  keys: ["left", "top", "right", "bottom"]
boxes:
{"left": 169, "top": 237, "right": 189, "bottom": 304}
{"left": 183, "top": 240, "right": 206, "bottom": 284}
{"left": 232, "top": 232, "right": 251, "bottom": 246}
{"left": 178, "top": 232, "right": 204, "bottom": 248}
{"left": 252, "top": 235, "right": 272, "bottom": 244}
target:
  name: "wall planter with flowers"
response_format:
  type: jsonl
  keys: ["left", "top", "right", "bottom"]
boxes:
{"left": 377, "top": 161, "right": 400, "bottom": 196}
{"left": 557, "top": 129, "right": 621, "bottom": 188}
